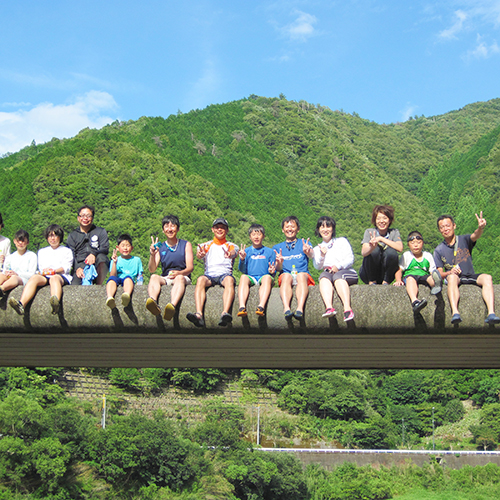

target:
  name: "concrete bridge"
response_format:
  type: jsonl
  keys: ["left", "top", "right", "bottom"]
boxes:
{"left": 1, "top": 284, "right": 499, "bottom": 368}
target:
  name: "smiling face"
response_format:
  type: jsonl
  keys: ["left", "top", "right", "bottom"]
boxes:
{"left": 282, "top": 220, "right": 299, "bottom": 241}
{"left": 249, "top": 230, "right": 264, "bottom": 248}
{"left": 212, "top": 224, "right": 228, "bottom": 241}
{"left": 13, "top": 238, "right": 29, "bottom": 254}
{"left": 117, "top": 239, "right": 133, "bottom": 257}
{"left": 78, "top": 208, "right": 94, "bottom": 232}
{"left": 163, "top": 221, "right": 179, "bottom": 241}
{"left": 318, "top": 223, "right": 334, "bottom": 243}
{"left": 46, "top": 232, "right": 61, "bottom": 249}
{"left": 375, "top": 212, "right": 391, "bottom": 235}
{"left": 438, "top": 218, "right": 456, "bottom": 241}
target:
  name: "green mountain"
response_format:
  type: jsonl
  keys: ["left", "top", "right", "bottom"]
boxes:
{"left": 1, "top": 95, "right": 500, "bottom": 280}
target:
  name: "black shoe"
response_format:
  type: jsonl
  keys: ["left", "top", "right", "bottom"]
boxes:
{"left": 412, "top": 299, "right": 427, "bottom": 313}
{"left": 218, "top": 313, "right": 233, "bottom": 327}
{"left": 186, "top": 312, "right": 204, "bottom": 328}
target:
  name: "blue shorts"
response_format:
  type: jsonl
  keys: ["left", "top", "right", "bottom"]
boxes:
{"left": 107, "top": 275, "right": 135, "bottom": 286}
{"left": 205, "top": 274, "right": 235, "bottom": 287}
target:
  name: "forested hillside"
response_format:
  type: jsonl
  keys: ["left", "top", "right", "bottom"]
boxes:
{"left": 1, "top": 95, "right": 500, "bottom": 280}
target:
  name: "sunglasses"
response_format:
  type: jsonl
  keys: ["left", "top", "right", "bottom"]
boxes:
{"left": 408, "top": 236, "right": 423, "bottom": 242}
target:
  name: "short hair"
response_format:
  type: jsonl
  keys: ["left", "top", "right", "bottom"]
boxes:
{"left": 44, "top": 224, "right": 64, "bottom": 241}
{"left": 78, "top": 204, "right": 95, "bottom": 217}
{"left": 0, "top": 212, "right": 3, "bottom": 230}
{"left": 407, "top": 230, "right": 423, "bottom": 242}
{"left": 162, "top": 215, "right": 180, "bottom": 229}
{"left": 371, "top": 205, "right": 395, "bottom": 226}
{"left": 248, "top": 224, "right": 265, "bottom": 237}
{"left": 281, "top": 215, "right": 300, "bottom": 230}
{"left": 14, "top": 229, "right": 29, "bottom": 242}
{"left": 437, "top": 214, "right": 455, "bottom": 228}
{"left": 117, "top": 233, "right": 133, "bottom": 246}
{"left": 315, "top": 216, "right": 336, "bottom": 238}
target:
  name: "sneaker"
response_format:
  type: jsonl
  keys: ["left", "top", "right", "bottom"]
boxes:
{"left": 121, "top": 293, "right": 131, "bottom": 307}
{"left": 284, "top": 310, "right": 293, "bottom": 319}
{"left": 412, "top": 299, "right": 427, "bottom": 313}
{"left": 256, "top": 306, "right": 265, "bottom": 316}
{"left": 219, "top": 312, "right": 233, "bottom": 327}
{"left": 344, "top": 310, "right": 355, "bottom": 322}
{"left": 186, "top": 312, "right": 205, "bottom": 328}
{"left": 237, "top": 307, "right": 248, "bottom": 317}
{"left": 293, "top": 310, "right": 303, "bottom": 320}
{"left": 431, "top": 271, "right": 442, "bottom": 295}
{"left": 163, "top": 303, "right": 175, "bottom": 321}
{"left": 145, "top": 297, "right": 161, "bottom": 316}
{"left": 50, "top": 295, "right": 60, "bottom": 315}
{"left": 451, "top": 313, "right": 462, "bottom": 324}
{"left": 485, "top": 314, "right": 500, "bottom": 325}
{"left": 106, "top": 297, "right": 116, "bottom": 309}
{"left": 322, "top": 308, "right": 336, "bottom": 318}
{"left": 9, "top": 298, "right": 24, "bottom": 316}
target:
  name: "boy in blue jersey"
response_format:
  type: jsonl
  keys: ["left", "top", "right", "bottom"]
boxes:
{"left": 237, "top": 224, "right": 276, "bottom": 317}
{"left": 273, "top": 216, "right": 315, "bottom": 320}
{"left": 106, "top": 234, "right": 143, "bottom": 309}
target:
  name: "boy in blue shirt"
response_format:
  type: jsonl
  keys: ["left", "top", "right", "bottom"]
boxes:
{"left": 273, "top": 216, "right": 314, "bottom": 320}
{"left": 237, "top": 224, "right": 275, "bottom": 317}
{"left": 106, "top": 234, "right": 143, "bottom": 309}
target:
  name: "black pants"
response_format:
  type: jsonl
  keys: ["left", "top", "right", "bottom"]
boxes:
{"left": 359, "top": 246, "right": 399, "bottom": 284}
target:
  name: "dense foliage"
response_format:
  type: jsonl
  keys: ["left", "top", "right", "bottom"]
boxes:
{"left": 1, "top": 96, "right": 500, "bottom": 280}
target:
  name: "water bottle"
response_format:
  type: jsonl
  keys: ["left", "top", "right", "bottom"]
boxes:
{"left": 291, "top": 265, "right": 297, "bottom": 286}
{"left": 137, "top": 272, "right": 144, "bottom": 285}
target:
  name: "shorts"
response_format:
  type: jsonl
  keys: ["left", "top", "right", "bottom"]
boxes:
{"left": 107, "top": 275, "right": 135, "bottom": 286}
{"left": 458, "top": 274, "right": 481, "bottom": 286}
{"left": 245, "top": 274, "right": 273, "bottom": 286}
{"left": 319, "top": 269, "right": 358, "bottom": 285}
{"left": 42, "top": 274, "right": 70, "bottom": 286}
{"left": 278, "top": 272, "right": 315, "bottom": 287}
{"left": 160, "top": 275, "right": 191, "bottom": 286}
{"left": 403, "top": 274, "right": 431, "bottom": 286}
{"left": 205, "top": 274, "right": 236, "bottom": 287}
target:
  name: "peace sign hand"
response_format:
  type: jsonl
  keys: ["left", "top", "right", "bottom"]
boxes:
{"left": 150, "top": 236, "right": 159, "bottom": 254}
{"left": 239, "top": 244, "right": 247, "bottom": 260}
{"left": 475, "top": 211, "right": 486, "bottom": 230}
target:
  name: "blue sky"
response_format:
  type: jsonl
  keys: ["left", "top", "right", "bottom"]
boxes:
{"left": 1, "top": 0, "right": 499, "bottom": 154}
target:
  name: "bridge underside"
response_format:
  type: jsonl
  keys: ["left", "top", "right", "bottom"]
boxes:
{"left": 1, "top": 332, "right": 499, "bottom": 368}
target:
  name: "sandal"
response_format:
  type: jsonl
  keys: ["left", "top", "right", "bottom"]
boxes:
{"left": 237, "top": 307, "right": 248, "bottom": 317}
{"left": 256, "top": 306, "right": 265, "bottom": 316}
{"left": 186, "top": 312, "right": 205, "bottom": 328}
{"left": 219, "top": 312, "right": 233, "bottom": 327}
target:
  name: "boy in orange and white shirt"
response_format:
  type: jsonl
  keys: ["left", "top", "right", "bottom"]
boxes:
{"left": 186, "top": 217, "right": 238, "bottom": 328}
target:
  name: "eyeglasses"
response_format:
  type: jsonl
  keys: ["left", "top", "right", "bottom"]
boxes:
{"left": 408, "top": 236, "right": 423, "bottom": 242}
{"left": 78, "top": 213, "right": 93, "bottom": 220}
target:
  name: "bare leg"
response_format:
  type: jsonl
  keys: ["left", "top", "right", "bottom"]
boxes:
{"left": 106, "top": 280, "right": 118, "bottom": 299}
{"left": 238, "top": 275, "right": 251, "bottom": 309}
{"left": 148, "top": 274, "right": 164, "bottom": 301}
{"left": 123, "top": 277, "right": 134, "bottom": 296}
{"left": 49, "top": 275, "right": 64, "bottom": 300}
{"left": 334, "top": 279, "right": 352, "bottom": 312}
{"left": 194, "top": 276, "right": 211, "bottom": 315}
{"left": 20, "top": 275, "right": 48, "bottom": 306}
{"left": 477, "top": 273, "right": 496, "bottom": 315}
{"left": 170, "top": 275, "right": 187, "bottom": 307}
{"left": 295, "top": 272, "right": 309, "bottom": 312}
{"left": 0, "top": 275, "right": 23, "bottom": 292}
{"left": 221, "top": 276, "right": 235, "bottom": 315}
{"left": 319, "top": 278, "right": 334, "bottom": 310}
{"left": 405, "top": 276, "right": 419, "bottom": 303}
{"left": 258, "top": 275, "right": 273, "bottom": 309}
{"left": 447, "top": 274, "right": 461, "bottom": 316}
{"left": 279, "top": 273, "right": 294, "bottom": 312}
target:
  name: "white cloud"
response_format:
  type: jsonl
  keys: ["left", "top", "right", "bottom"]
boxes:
{"left": 401, "top": 103, "right": 418, "bottom": 122}
{"left": 282, "top": 10, "right": 318, "bottom": 42}
{"left": 0, "top": 91, "right": 118, "bottom": 155}
{"left": 466, "top": 34, "right": 500, "bottom": 58}
{"left": 439, "top": 9, "right": 468, "bottom": 39}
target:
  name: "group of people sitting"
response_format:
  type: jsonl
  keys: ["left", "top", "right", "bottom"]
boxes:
{"left": 1, "top": 204, "right": 499, "bottom": 326}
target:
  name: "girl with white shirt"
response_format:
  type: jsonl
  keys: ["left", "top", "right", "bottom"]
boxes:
{"left": 313, "top": 216, "right": 358, "bottom": 321}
